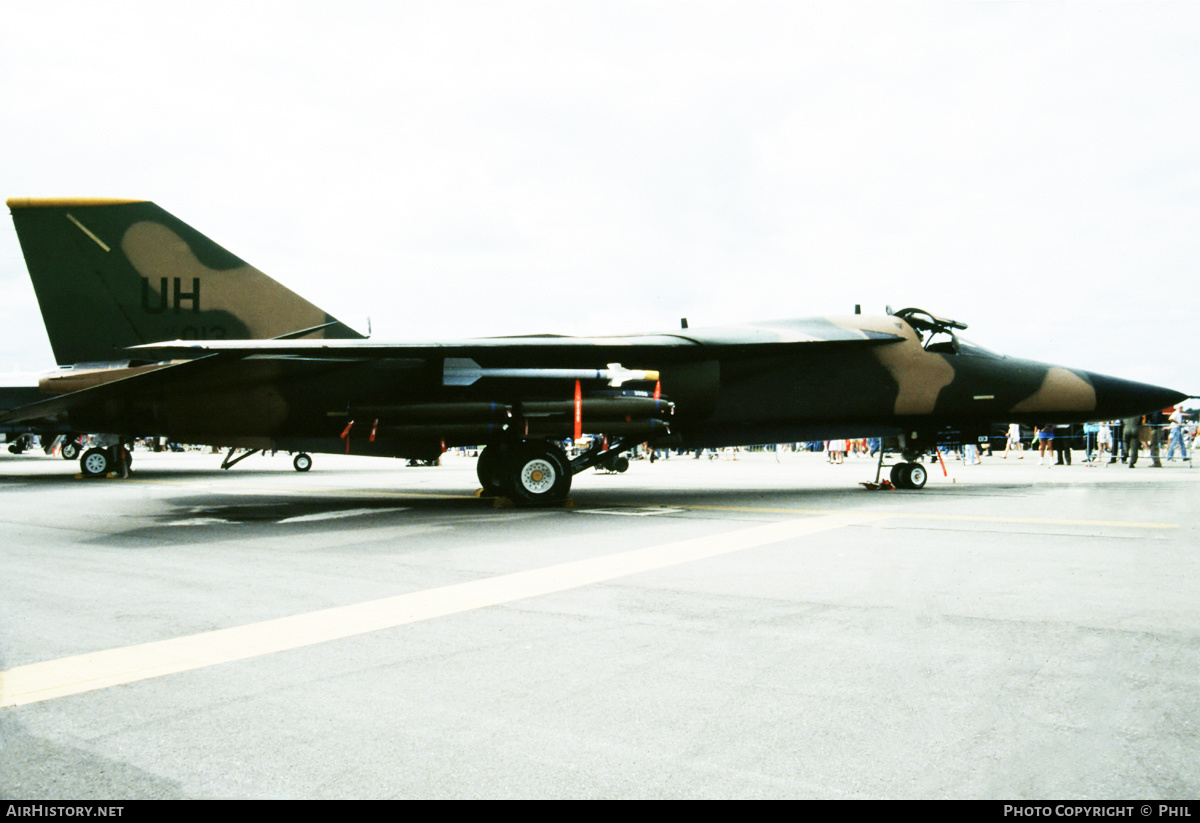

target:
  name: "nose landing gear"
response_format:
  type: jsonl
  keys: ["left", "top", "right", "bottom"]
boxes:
{"left": 862, "top": 441, "right": 931, "bottom": 491}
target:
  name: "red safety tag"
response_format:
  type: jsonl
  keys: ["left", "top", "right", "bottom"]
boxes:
{"left": 574, "top": 379, "right": 582, "bottom": 442}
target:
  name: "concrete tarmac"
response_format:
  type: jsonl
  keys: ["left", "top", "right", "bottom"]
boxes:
{"left": 0, "top": 446, "right": 1196, "bottom": 799}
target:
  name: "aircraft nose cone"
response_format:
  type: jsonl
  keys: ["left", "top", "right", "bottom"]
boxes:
{"left": 1087, "top": 372, "right": 1189, "bottom": 419}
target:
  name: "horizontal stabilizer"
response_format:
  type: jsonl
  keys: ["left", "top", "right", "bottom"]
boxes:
{"left": 0, "top": 356, "right": 221, "bottom": 426}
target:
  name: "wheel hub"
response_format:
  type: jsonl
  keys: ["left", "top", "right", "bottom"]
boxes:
{"left": 83, "top": 453, "right": 108, "bottom": 474}
{"left": 520, "top": 459, "right": 556, "bottom": 493}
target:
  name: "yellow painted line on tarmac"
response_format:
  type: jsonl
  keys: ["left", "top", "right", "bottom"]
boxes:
{"left": 0, "top": 511, "right": 883, "bottom": 708}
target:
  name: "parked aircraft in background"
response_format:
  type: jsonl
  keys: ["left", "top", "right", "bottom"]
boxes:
{"left": 2, "top": 197, "right": 1189, "bottom": 504}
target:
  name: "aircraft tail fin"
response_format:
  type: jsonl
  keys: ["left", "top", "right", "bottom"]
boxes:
{"left": 7, "top": 197, "right": 364, "bottom": 366}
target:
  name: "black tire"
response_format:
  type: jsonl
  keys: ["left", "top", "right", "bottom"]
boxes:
{"left": 80, "top": 447, "right": 111, "bottom": 477}
{"left": 293, "top": 453, "right": 313, "bottom": 472}
{"left": 476, "top": 444, "right": 508, "bottom": 496}
{"left": 613, "top": 456, "right": 630, "bottom": 473}
{"left": 889, "top": 463, "right": 907, "bottom": 489}
{"left": 61, "top": 439, "right": 81, "bottom": 460}
{"left": 504, "top": 442, "right": 572, "bottom": 506}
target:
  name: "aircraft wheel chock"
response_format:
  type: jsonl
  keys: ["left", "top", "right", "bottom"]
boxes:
{"left": 293, "top": 453, "right": 313, "bottom": 472}
{"left": 80, "top": 447, "right": 111, "bottom": 477}
{"left": 505, "top": 442, "right": 572, "bottom": 506}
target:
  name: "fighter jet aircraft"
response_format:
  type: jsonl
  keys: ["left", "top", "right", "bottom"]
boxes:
{"left": 2, "top": 197, "right": 1188, "bottom": 504}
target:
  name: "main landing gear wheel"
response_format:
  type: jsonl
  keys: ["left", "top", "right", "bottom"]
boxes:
{"left": 80, "top": 447, "right": 112, "bottom": 478}
{"left": 504, "top": 442, "right": 572, "bottom": 506}
{"left": 60, "top": 439, "right": 81, "bottom": 461}
{"left": 293, "top": 453, "right": 312, "bottom": 472}
{"left": 889, "top": 461, "right": 928, "bottom": 490}
{"left": 476, "top": 444, "right": 508, "bottom": 496}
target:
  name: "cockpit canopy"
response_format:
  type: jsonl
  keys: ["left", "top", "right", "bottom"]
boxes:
{"left": 888, "top": 307, "right": 1000, "bottom": 358}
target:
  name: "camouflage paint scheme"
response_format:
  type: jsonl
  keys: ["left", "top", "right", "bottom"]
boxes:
{"left": 2, "top": 198, "right": 1188, "bottom": 500}
{"left": 7, "top": 198, "right": 361, "bottom": 366}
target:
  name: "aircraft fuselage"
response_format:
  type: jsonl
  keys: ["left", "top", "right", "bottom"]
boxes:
{"left": 35, "top": 313, "right": 1182, "bottom": 463}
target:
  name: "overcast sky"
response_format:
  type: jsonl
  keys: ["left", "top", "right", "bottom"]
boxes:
{"left": 1, "top": 1, "right": 1196, "bottom": 396}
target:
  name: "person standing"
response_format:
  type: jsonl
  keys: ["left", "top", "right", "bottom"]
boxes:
{"left": 1002, "top": 423, "right": 1023, "bottom": 458}
{"left": 1148, "top": 410, "right": 1164, "bottom": 467}
{"left": 1110, "top": 419, "right": 1128, "bottom": 464}
{"left": 964, "top": 442, "right": 979, "bottom": 465}
{"left": 1083, "top": 421, "right": 1099, "bottom": 463}
{"left": 1036, "top": 425, "right": 1055, "bottom": 465}
{"left": 1166, "top": 407, "right": 1189, "bottom": 461}
{"left": 1123, "top": 415, "right": 1143, "bottom": 468}
{"left": 1097, "top": 420, "right": 1112, "bottom": 464}
{"left": 1055, "top": 424, "right": 1073, "bottom": 465}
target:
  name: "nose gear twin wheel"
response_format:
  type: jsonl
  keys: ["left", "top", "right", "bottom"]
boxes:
{"left": 889, "top": 461, "right": 928, "bottom": 490}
